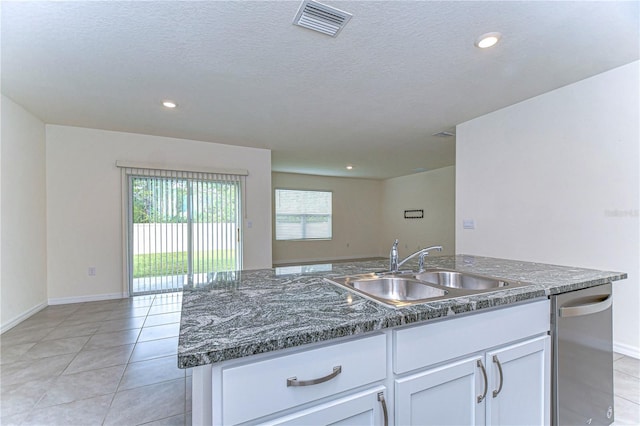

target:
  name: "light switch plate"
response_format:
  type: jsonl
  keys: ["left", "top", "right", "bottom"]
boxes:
{"left": 463, "top": 219, "right": 475, "bottom": 230}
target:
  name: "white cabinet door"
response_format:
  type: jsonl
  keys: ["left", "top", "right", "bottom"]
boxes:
{"left": 264, "top": 386, "right": 387, "bottom": 426}
{"left": 486, "top": 335, "right": 550, "bottom": 426}
{"left": 395, "top": 356, "right": 486, "bottom": 426}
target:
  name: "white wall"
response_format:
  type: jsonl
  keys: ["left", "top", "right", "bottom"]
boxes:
{"left": 382, "top": 166, "right": 455, "bottom": 257}
{"left": 456, "top": 61, "right": 640, "bottom": 357}
{"left": 272, "top": 172, "right": 383, "bottom": 264}
{"left": 1, "top": 95, "right": 48, "bottom": 330}
{"left": 272, "top": 168, "right": 457, "bottom": 265}
{"left": 46, "top": 126, "right": 272, "bottom": 302}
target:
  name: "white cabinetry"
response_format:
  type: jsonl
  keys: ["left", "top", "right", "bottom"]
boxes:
{"left": 192, "top": 299, "right": 550, "bottom": 426}
{"left": 392, "top": 300, "right": 550, "bottom": 426}
{"left": 394, "top": 335, "right": 549, "bottom": 426}
{"left": 265, "top": 386, "right": 387, "bottom": 426}
{"left": 486, "top": 336, "right": 549, "bottom": 425}
{"left": 206, "top": 333, "right": 387, "bottom": 425}
{"left": 396, "top": 356, "right": 485, "bottom": 425}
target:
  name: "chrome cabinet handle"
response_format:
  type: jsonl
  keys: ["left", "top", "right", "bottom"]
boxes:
{"left": 286, "top": 366, "right": 342, "bottom": 387}
{"left": 492, "top": 355, "right": 504, "bottom": 398}
{"left": 477, "top": 359, "right": 488, "bottom": 403}
{"left": 559, "top": 294, "right": 612, "bottom": 318}
{"left": 377, "top": 392, "right": 389, "bottom": 426}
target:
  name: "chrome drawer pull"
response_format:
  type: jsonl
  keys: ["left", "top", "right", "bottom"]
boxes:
{"left": 286, "top": 366, "right": 342, "bottom": 387}
{"left": 492, "top": 355, "right": 504, "bottom": 397}
{"left": 377, "top": 392, "right": 389, "bottom": 426}
{"left": 477, "top": 359, "right": 488, "bottom": 403}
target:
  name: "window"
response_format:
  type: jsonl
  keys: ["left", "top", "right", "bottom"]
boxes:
{"left": 119, "top": 163, "right": 245, "bottom": 295}
{"left": 275, "top": 189, "right": 332, "bottom": 240}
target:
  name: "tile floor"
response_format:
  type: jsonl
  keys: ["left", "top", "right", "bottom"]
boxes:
{"left": 1, "top": 292, "right": 190, "bottom": 425}
{"left": 1, "top": 292, "right": 639, "bottom": 425}
{"left": 613, "top": 352, "right": 640, "bottom": 425}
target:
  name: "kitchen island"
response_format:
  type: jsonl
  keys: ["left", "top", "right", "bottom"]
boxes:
{"left": 178, "top": 255, "right": 626, "bottom": 425}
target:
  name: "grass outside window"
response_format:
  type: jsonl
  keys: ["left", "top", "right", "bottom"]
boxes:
{"left": 133, "top": 250, "right": 236, "bottom": 278}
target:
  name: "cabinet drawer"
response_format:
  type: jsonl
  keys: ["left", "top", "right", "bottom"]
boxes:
{"left": 263, "top": 385, "right": 387, "bottom": 426}
{"left": 394, "top": 299, "right": 550, "bottom": 374}
{"left": 221, "top": 333, "right": 386, "bottom": 425}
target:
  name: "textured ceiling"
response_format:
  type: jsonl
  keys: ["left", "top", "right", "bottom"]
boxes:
{"left": 2, "top": 1, "right": 638, "bottom": 179}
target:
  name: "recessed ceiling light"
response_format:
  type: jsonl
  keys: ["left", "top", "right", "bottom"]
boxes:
{"left": 475, "top": 32, "right": 502, "bottom": 49}
{"left": 162, "top": 100, "right": 177, "bottom": 108}
{"left": 346, "top": 165, "right": 354, "bottom": 170}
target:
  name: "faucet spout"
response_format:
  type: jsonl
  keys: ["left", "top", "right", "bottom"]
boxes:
{"left": 397, "top": 245, "right": 443, "bottom": 270}
{"left": 387, "top": 240, "right": 443, "bottom": 273}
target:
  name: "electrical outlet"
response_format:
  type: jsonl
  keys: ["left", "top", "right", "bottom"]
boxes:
{"left": 88, "top": 267, "right": 96, "bottom": 276}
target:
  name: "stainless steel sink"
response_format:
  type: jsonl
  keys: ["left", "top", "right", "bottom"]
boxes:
{"left": 325, "top": 270, "right": 529, "bottom": 308}
{"left": 326, "top": 273, "right": 449, "bottom": 308}
{"left": 414, "top": 269, "right": 511, "bottom": 291}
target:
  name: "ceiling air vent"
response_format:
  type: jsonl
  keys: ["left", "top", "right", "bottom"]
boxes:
{"left": 293, "top": 0, "right": 352, "bottom": 37}
{"left": 432, "top": 131, "right": 456, "bottom": 137}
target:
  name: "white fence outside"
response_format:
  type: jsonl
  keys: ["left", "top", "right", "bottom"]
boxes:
{"left": 132, "top": 223, "right": 237, "bottom": 254}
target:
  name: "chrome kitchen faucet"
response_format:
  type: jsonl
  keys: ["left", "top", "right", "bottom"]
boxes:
{"left": 388, "top": 239, "right": 443, "bottom": 273}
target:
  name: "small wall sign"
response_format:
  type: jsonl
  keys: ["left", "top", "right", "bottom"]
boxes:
{"left": 404, "top": 209, "right": 424, "bottom": 219}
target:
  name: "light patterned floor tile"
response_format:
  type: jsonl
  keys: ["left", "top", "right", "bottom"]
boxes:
{"left": 138, "top": 323, "right": 180, "bottom": 342}
{"left": 98, "top": 316, "right": 146, "bottom": 333}
{"left": 61, "top": 310, "right": 114, "bottom": 326}
{"left": 36, "top": 364, "right": 126, "bottom": 408}
{"left": 108, "top": 306, "right": 152, "bottom": 320}
{"left": 119, "top": 355, "right": 185, "bottom": 391}
{"left": 148, "top": 303, "right": 182, "bottom": 316}
{"left": 0, "top": 377, "right": 54, "bottom": 417}
{"left": 104, "top": 378, "right": 185, "bottom": 425}
{"left": 141, "top": 413, "right": 186, "bottom": 425}
{"left": 23, "top": 335, "right": 90, "bottom": 360}
{"left": 615, "top": 356, "right": 640, "bottom": 380}
{"left": 0, "top": 354, "right": 75, "bottom": 387}
{"left": 0, "top": 342, "right": 36, "bottom": 365}
{"left": 84, "top": 328, "right": 141, "bottom": 350}
{"left": 0, "top": 410, "right": 29, "bottom": 426}
{"left": 0, "top": 326, "right": 56, "bottom": 346}
{"left": 614, "top": 370, "right": 640, "bottom": 404}
{"left": 63, "top": 344, "right": 134, "bottom": 375}
{"left": 22, "top": 394, "right": 113, "bottom": 426}
{"left": 129, "top": 337, "right": 178, "bottom": 363}
{"left": 614, "top": 395, "right": 640, "bottom": 425}
{"left": 143, "top": 311, "right": 181, "bottom": 327}
{"left": 41, "top": 322, "right": 102, "bottom": 341}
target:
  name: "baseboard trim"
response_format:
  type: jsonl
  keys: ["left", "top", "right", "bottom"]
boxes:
{"left": 0, "top": 301, "right": 48, "bottom": 334}
{"left": 614, "top": 341, "right": 640, "bottom": 359}
{"left": 48, "top": 292, "right": 126, "bottom": 305}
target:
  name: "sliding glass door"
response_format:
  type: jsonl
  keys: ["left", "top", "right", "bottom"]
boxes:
{"left": 127, "top": 173, "right": 242, "bottom": 295}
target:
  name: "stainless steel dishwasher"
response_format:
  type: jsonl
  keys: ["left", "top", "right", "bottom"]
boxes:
{"left": 551, "top": 283, "right": 614, "bottom": 425}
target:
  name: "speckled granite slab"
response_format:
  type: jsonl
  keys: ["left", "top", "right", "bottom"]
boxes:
{"left": 178, "top": 255, "right": 626, "bottom": 368}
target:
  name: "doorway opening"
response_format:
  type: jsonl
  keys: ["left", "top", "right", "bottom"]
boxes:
{"left": 126, "top": 172, "right": 242, "bottom": 295}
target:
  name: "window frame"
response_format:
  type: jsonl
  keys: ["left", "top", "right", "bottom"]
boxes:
{"left": 274, "top": 188, "right": 333, "bottom": 241}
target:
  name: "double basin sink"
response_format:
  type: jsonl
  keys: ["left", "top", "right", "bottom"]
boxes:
{"left": 325, "top": 269, "right": 529, "bottom": 308}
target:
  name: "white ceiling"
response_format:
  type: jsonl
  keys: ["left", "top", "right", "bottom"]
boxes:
{"left": 2, "top": 1, "right": 638, "bottom": 179}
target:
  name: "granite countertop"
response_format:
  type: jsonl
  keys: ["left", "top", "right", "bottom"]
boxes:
{"left": 177, "top": 255, "right": 626, "bottom": 369}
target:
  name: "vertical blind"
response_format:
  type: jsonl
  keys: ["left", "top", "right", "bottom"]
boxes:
{"left": 118, "top": 163, "right": 246, "bottom": 295}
